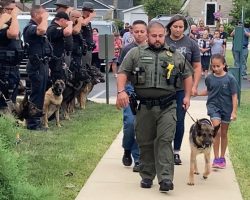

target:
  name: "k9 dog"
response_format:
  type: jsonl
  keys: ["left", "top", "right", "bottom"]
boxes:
{"left": 187, "top": 118, "right": 220, "bottom": 186}
{"left": 43, "top": 79, "right": 65, "bottom": 128}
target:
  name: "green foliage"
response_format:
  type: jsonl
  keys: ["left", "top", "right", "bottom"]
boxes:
{"left": 142, "top": 0, "right": 181, "bottom": 19}
{"left": 0, "top": 116, "right": 55, "bottom": 200}
{"left": 223, "top": 23, "right": 234, "bottom": 35}
{"left": 0, "top": 102, "right": 122, "bottom": 200}
{"left": 230, "top": 0, "right": 250, "bottom": 25}
{"left": 114, "top": 19, "right": 124, "bottom": 31}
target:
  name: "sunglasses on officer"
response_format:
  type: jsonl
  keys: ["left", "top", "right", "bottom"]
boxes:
{"left": 4, "top": 7, "right": 14, "bottom": 11}
{"left": 82, "top": 8, "right": 93, "bottom": 13}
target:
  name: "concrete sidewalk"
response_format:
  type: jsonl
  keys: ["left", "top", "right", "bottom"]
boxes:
{"left": 75, "top": 99, "right": 243, "bottom": 200}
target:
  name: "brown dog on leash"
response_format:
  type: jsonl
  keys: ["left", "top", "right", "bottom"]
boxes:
{"left": 43, "top": 79, "right": 65, "bottom": 128}
{"left": 187, "top": 118, "right": 220, "bottom": 186}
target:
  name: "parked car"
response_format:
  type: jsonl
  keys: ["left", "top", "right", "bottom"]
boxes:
{"left": 150, "top": 14, "right": 194, "bottom": 36}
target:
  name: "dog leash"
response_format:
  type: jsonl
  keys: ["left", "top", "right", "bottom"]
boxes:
{"left": 186, "top": 110, "right": 196, "bottom": 123}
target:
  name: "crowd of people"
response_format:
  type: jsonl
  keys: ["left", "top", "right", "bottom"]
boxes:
{"left": 0, "top": 0, "right": 245, "bottom": 192}
{"left": 0, "top": 0, "right": 104, "bottom": 130}
{"left": 117, "top": 15, "right": 241, "bottom": 192}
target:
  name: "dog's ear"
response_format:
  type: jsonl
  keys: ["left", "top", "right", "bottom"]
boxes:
{"left": 196, "top": 120, "right": 202, "bottom": 130}
{"left": 195, "top": 120, "right": 202, "bottom": 136}
{"left": 61, "top": 80, "right": 66, "bottom": 89}
{"left": 213, "top": 124, "right": 221, "bottom": 138}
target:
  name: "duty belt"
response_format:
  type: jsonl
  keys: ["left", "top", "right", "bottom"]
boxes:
{"left": 139, "top": 93, "right": 176, "bottom": 110}
{"left": 29, "top": 55, "right": 49, "bottom": 64}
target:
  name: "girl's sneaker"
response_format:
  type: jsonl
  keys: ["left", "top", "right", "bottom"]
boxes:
{"left": 212, "top": 158, "right": 221, "bottom": 168}
{"left": 218, "top": 157, "right": 226, "bottom": 169}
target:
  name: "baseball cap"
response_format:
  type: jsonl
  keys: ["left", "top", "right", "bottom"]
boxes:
{"left": 55, "top": 12, "right": 70, "bottom": 20}
{"left": 54, "top": 0, "right": 70, "bottom": 8}
{"left": 82, "top": 2, "right": 94, "bottom": 12}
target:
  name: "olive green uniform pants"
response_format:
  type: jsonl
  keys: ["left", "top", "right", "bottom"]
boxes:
{"left": 135, "top": 102, "right": 176, "bottom": 183}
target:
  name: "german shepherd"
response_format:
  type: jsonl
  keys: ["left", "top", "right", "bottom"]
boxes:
{"left": 43, "top": 79, "right": 65, "bottom": 128}
{"left": 187, "top": 118, "right": 220, "bottom": 186}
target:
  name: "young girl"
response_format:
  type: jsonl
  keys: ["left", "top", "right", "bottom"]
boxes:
{"left": 211, "top": 30, "right": 225, "bottom": 56}
{"left": 198, "top": 54, "right": 238, "bottom": 169}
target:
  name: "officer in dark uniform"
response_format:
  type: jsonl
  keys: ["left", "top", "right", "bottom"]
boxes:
{"left": 81, "top": 2, "right": 96, "bottom": 67}
{"left": 69, "top": 9, "right": 88, "bottom": 76}
{"left": 116, "top": 22, "right": 193, "bottom": 192}
{"left": 47, "top": 12, "right": 73, "bottom": 83}
{"left": 0, "top": 0, "right": 23, "bottom": 111}
{"left": 54, "top": 0, "right": 71, "bottom": 13}
{"left": 23, "top": 5, "right": 51, "bottom": 130}
{"left": 53, "top": 0, "right": 73, "bottom": 69}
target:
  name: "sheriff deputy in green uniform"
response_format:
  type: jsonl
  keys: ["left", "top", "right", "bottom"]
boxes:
{"left": 116, "top": 21, "right": 193, "bottom": 192}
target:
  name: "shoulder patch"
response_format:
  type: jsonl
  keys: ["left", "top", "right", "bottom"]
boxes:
{"left": 31, "top": 24, "right": 37, "bottom": 27}
{"left": 166, "top": 51, "right": 172, "bottom": 57}
{"left": 56, "top": 27, "right": 63, "bottom": 30}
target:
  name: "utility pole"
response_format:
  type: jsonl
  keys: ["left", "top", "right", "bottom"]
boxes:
{"left": 113, "top": 0, "right": 118, "bottom": 19}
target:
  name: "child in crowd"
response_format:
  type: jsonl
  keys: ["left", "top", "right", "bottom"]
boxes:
{"left": 204, "top": 26, "right": 213, "bottom": 40}
{"left": 211, "top": 30, "right": 225, "bottom": 56}
{"left": 197, "top": 54, "right": 238, "bottom": 169}
{"left": 197, "top": 19, "right": 205, "bottom": 38}
{"left": 109, "top": 32, "right": 122, "bottom": 77}
{"left": 197, "top": 30, "right": 211, "bottom": 77}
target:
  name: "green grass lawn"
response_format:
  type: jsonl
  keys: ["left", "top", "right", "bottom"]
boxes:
{"left": 229, "top": 91, "right": 250, "bottom": 200}
{"left": 12, "top": 102, "right": 122, "bottom": 200}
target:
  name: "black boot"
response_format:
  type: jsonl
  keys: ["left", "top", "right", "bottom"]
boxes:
{"left": 140, "top": 178, "right": 152, "bottom": 188}
{"left": 159, "top": 179, "right": 174, "bottom": 192}
{"left": 122, "top": 150, "right": 132, "bottom": 166}
{"left": 174, "top": 154, "right": 182, "bottom": 165}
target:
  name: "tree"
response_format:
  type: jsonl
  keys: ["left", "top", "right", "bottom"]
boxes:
{"left": 230, "top": 0, "right": 250, "bottom": 25}
{"left": 143, "top": 0, "right": 181, "bottom": 19}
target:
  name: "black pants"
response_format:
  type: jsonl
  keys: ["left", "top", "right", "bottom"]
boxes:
{"left": 26, "top": 60, "right": 49, "bottom": 129}
{"left": 0, "top": 65, "right": 20, "bottom": 108}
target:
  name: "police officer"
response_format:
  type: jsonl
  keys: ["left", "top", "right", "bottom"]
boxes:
{"left": 23, "top": 5, "right": 51, "bottom": 130}
{"left": 116, "top": 21, "right": 193, "bottom": 192}
{"left": 54, "top": 0, "right": 71, "bottom": 13}
{"left": 53, "top": 0, "right": 73, "bottom": 71}
{"left": 81, "top": 2, "right": 96, "bottom": 67}
{"left": 69, "top": 9, "right": 87, "bottom": 75}
{"left": 0, "top": 0, "right": 22, "bottom": 111}
{"left": 47, "top": 12, "right": 73, "bottom": 83}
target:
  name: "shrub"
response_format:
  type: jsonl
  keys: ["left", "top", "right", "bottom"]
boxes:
{"left": 223, "top": 23, "right": 235, "bottom": 35}
{"left": 0, "top": 115, "right": 56, "bottom": 200}
{"left": 114, "top": 19, "right": 124, "bottom": 31}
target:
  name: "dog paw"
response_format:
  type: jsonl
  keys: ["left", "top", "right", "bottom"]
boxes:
{"left": 57, "top": 123, "right": 62, "bottom": 128}
{"left": 203, "top": 175, "right": 208, "bottom": 179}
{"left": 194, "top": 172, "right": 200, "bottom": 175}
{"left": 187, "top": 182, "right": 195, "bottom": 186}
